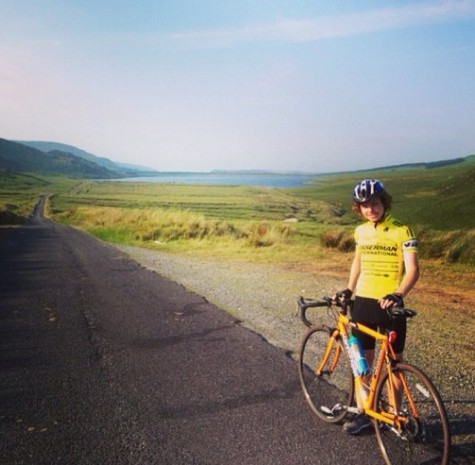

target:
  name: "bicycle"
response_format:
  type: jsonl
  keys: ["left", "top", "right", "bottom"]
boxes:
{"left": 296, "top": 296, "right": 451, "bottom": 465}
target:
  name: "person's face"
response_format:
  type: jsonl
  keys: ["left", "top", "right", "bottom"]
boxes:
{"left": 359, "top": 197, "right": 385, "bottom": 223}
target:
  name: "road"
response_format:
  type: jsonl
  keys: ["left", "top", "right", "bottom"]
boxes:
{"left": 0, "top": 197, "right": 383, "bottom": 465}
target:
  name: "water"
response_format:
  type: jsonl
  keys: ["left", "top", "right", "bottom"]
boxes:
{"left": 113, "top": 172, "right": 319, "bottom": 188}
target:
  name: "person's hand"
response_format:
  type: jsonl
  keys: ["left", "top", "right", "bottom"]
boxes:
{"left": 333, "top": 288, "right": 353, "bottom": 303}
{"left": 379, "top": 293, "right": 404, "bottom": 309}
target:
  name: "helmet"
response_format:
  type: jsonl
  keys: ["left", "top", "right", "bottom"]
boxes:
{"left": 352, "top": 179, "right": 386, "bottom": 203}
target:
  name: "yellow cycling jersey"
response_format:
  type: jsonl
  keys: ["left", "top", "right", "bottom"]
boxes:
{"left": 354, "top": 214, "right": 418, "bottom": 299}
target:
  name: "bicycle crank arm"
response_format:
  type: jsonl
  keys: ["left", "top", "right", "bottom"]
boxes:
{"left": 320, "top": 403, "right": 346, "bottom": 416}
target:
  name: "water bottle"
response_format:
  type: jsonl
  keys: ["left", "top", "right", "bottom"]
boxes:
{"left": 348, "top": 334, "right": 370, "bottom": 376}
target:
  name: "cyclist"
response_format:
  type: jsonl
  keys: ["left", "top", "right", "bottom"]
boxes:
{"left": 335, "top": 179, "right": 420, "bottom": 434}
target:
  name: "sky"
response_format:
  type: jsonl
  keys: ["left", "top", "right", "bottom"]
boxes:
{"left": 1, "top": 1, "right": 475, "bottom": 173}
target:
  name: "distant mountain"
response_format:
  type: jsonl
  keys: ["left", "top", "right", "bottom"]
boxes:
{"left": 0, "top": 138, "right": 119, "bottom": 178}
{"left": 17, "top": 140, "right": 157, "bottom": 177}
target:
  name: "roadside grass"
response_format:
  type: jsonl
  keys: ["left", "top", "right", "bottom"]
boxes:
{"left": 54, "top": 204, "right": 321, "bottom": 254}
{"left": 0, "top": 192, "right": 40, "bottom": 224}
{"left": 50, "top": 195, "right": 475, "bottom": 265}
{"left": 0, "top": 172, "right": 80, "bottom": 224}
{"left": 416, "top": 227, "right": 475, "bottom": 264}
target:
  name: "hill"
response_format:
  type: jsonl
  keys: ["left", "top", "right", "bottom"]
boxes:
{"left": 17, "top": 140, "right": 156, "bottom": 177}
{"left": 0, "top": 138, "right": 119, "bottom": 178}
{"left": 290, "top": 154, "right": 475, "bottom": 230}
{"left": 365, "top": 157, "right": 468, "bottom": 171}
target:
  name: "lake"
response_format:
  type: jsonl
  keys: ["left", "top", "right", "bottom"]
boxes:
{"left": 114, "top": 172, "right": 319, "bottom": 188}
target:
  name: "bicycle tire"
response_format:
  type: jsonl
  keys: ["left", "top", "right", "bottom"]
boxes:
{"left": 374, "top": 362, "right": 451, "bottom": 465}
{"left": 298, "top": 325, "right": 354, "bottom": 423}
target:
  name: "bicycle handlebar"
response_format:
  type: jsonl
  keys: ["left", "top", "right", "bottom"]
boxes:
{"left": 297, "top": 296, "right": 332, "bottom": 311}
{"left": 297, "top": 297, "right": 336, "bottom": 328}
{"left": 297, "top": 296, "right": 416, "bottom": 328}
{"left": 389, "top": 307, "right": 417, "bottom": 319}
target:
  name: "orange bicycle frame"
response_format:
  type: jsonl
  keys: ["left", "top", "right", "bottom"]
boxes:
{"left": 335, "top": 312, "right": 417, "bottom": 427}
{"left": 315, "top": 329, "right": 342, "bottom": 376}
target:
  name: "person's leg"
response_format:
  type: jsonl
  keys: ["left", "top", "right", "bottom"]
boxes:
{"left": 391, "top": 352, "right": 404, "bottom": 412}
{"left": 351, "top": 297, "right": 379, "bottom": 407}
{"left": 381, "top": 315, "right": 406, "bottom": 413}
{"left": 343, "top": 297, "right": 378, "bottom": 435}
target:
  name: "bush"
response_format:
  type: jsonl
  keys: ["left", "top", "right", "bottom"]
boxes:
{"left": 320, "top": 228, "right": 354, "bottom": 252}
{"left": 246, "top": 222, "right": 292, "bottom": 247}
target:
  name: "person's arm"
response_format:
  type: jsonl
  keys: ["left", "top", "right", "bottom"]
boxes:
{"left": 347, "top": 250, "right": 361, "bottom": 293}
{"left": 380, "top": 251, "right": 420, "bottom": 309}
{"left": 333, "top": 250, "right": 361, "bottom": 301}
{"left": 397, "top": 251, "right": 420, "bottom": 297}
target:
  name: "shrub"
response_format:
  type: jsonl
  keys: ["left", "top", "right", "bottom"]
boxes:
{"left": 320, "top": 228, "right": 354, "bottom": 252}
{"left": 212, "top": 221, "right": 242, "bottom": 238}
{"left": 320, "top": 229, "right": 343, "bottom": 248}
{"left": 246, "top": 222, "right": 292, "bottom": 247}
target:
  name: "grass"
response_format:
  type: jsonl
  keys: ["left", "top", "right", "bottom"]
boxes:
{"left": 0, "top": 171, "right": 79, "bottom": 224}
{"left": 3, "top": 165, "right": 473, "bottom": 269}
{"left": 50, "top": 180, "right": 339, "bottom": 223}
{"left": 289, "top": 158, "right": 475, "bottom": 231}
{"left": 49, "top": 186, "right": 475, "bottom": 265}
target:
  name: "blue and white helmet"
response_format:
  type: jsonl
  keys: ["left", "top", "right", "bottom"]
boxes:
{"left": 352, "top": 179, "right": 386, "bottom": 203}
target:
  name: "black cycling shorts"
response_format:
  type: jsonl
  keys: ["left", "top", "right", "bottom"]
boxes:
{"left": 351, "top": 296, "right": 407, "bottom": 354}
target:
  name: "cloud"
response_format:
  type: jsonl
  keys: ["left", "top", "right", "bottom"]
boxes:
{"left": 150, "top": 1, "right": 475, "bottom": 49}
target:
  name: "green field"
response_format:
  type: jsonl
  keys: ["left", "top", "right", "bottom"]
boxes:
{"left": 2, "top": 157, "right": 475, "bottom": 268}
{"left": 42, "top": 156, "right": 475, "bottom": 266}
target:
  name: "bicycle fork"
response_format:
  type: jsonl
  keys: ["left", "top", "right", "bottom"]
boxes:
{"left": 315, "top": 329, "right": 341, "bottom": 376}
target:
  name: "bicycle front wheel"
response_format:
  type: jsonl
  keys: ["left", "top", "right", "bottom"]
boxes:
{"left": 298, "top": 325, "right": 354, "bottom": 423}
{"left": 374, "top": 362, "right": 451, "bottom": 465}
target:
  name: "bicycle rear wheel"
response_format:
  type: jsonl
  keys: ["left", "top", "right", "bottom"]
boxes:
{"left": 298, "top": 325, "right": 354, "bottom": 423}
{"left": 374, "top": 362, "right": 451, "bottom": 465}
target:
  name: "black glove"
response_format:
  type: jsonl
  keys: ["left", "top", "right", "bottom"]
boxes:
{"left": 382, "top": 293, "right": 404, "bottom": 307}
{"left": 335, "top": 288, "right": 353, "bottom": 301}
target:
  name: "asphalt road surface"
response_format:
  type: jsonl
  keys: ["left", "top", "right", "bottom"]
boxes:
{"left": 0, "top": 198, "right": 384, "bottom": 465}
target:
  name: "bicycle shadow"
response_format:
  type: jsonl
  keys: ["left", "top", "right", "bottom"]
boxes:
{"left": 445, "top": 399, "right": 475, "bottom": 464}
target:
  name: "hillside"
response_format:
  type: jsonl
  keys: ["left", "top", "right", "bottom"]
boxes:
{"left": 289, "top": 154, "right": 475, "bottom": 231}
{"left": 17, "top": 140, "right": 157, "bottom": 177}
{"left": 0, "top": 138, "right": 119, "bottom": 178}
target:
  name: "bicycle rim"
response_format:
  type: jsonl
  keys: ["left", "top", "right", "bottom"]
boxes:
{"left": 374, "top": 363, "right": 451, "bottom": 465}
{"left": 298, "top": 325, "right": 353, "bottom": 423}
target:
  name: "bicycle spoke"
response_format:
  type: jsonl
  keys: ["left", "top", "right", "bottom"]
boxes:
{"left": 298, "top": 325, "right": 353, "bottom": 423}
{"left": 374, "top": 363, "right": 450, "bottom": 465}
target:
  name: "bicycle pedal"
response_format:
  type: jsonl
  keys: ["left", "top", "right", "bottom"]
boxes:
{"left": 320, "top": 406, "right": 333, "bottom": 416}
{"left": 320, "top": 403, "right": 344, "bottom": 416}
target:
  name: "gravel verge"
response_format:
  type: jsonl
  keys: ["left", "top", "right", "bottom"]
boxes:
{"left": 115, "top": 244, "right": 345, "bottom": 356}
